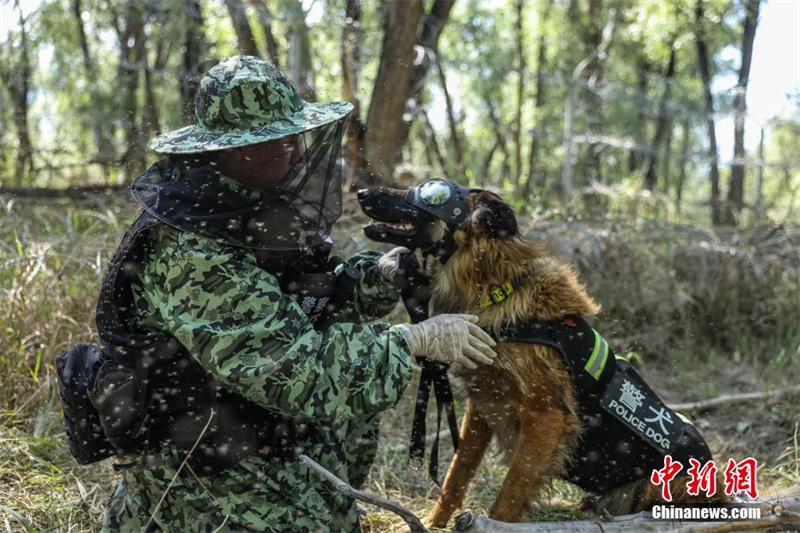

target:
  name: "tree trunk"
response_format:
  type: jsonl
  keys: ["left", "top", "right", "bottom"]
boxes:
{"left": 143, "top": 52, "right": 161, "bottom": 138}
{"left": 513, "top": 0, "right": 525, "bottom": 191}
{"left": 643, "top": 44, "right": 677, "bottom": 191}
{"left": 628, "top": 57, "right": 650, "bottom": 174}
{"left": 694, "top": 0, "right": 722, "bottom": 226}
{"left": 224, "top": 0, "right": 259, "bottom": 57}
{"left": 754, "top": 127, "right": 765, "bottom": 218}
{"left": 341, "top": 0, "right": 363, "bottom": 191}
{"left": 0, "top": 102, "right": 6, "bottom": 180}
{"left": 72, "top": 0, "right": 111, "bottom": 159}
{"left": 181, "top": 0, "right": 206, "bottom": 123}
{"left": 485, "top": 94, "right": 511, "bottom": 184}
{"left": 435, "top": 53, "right": 465, "bottom": 175}
{"left": 675, "top": 119, "right": 690, "bottom": 215}
{"left": 568, "top": 0, "right": 620, "bottom": 186}
{"left": 522, "top": 0, "right": 553, "bottom": 200}
{"left": 420, "top": 109, "right": 451, "bottom": 181}
{"left": 722, "top": 0, "right": 762, "bottom": 226}
{"left": 8, "top": 1, "right": 33, "bottom": 186}
{"left": 480, "top": 140, "right": 498, "bottom": 187}
{"left": 114, "top": 1, "right": 147, "bottom": 180}
{"left": 249, "top": 0, "right": 281, "bottom": 68}
{"left": 286, "top": 0, "right": 316, "bottom": 101}
{"left": 362, "top": 0, "right": 424, "bottom": 182}
{"left": 660, "top": 119, "right": 673, "bottom": 194}
{"left": 393, "top": 0, "right": 456, "bottom": 160}
{"left": 580, "top": 0, "right": 605, "bottom": 185}
{"left": 421, "top": 123, "right": 439, "bottom": 178}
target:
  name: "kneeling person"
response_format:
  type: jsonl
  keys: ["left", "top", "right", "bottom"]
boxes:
{"left": 89, "top": 56, "right": 496, "bottom": 532}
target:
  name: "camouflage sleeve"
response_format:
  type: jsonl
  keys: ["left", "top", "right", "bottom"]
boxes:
{"left": 341, "top": 250, "right": 402, "bottom": 321}
{"left": 137, "top": 226, "right": 412, "bottom": 423}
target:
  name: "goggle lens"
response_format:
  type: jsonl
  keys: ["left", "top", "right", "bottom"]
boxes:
{"left": 418, "top": 179, "right": 452, "bottom": 206}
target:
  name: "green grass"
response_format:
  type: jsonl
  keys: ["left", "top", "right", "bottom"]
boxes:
{"left": 1, "top": 194, "right": 798, "bottom": 531}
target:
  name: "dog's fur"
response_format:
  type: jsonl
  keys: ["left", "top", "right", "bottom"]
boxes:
{"left": 358, "top": 187, "right": 724, "bottom": 527}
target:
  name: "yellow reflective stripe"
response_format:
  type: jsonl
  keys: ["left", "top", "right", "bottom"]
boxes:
{"left": 585, "top": 330, "right": 609, "bottom": 380}
{"left": 585, "top": 330, "right": 602, "bottom": 374}
{"left": 676, "top": 411, "right": 695, "bottom": 426}
{"left": 594, "top": 339, "right": 609, "bottom": 379}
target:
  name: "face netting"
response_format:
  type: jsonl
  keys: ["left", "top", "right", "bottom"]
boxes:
{"left": 131, "top": 117, "right": 347, "bottom": 250}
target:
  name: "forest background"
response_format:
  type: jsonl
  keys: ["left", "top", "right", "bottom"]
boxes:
{"left": 1, "top": 0, "right": 799, "bottom": 531}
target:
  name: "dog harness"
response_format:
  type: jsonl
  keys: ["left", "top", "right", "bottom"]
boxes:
{"left": 497, "top": 316, "right": 713, "bottom": 494}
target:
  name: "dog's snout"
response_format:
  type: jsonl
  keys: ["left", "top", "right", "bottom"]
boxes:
{"left": 357, "top": 189, "right": 369, "bottom": 201}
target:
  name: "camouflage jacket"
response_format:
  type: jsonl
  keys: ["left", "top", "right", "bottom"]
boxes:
{"left": 130, "top": 222, "right": 412, "bottom": 424}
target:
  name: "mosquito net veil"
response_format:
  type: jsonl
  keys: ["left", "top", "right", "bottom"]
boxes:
{"left": 131, "top": 117, "right": 347, "bottom": 250}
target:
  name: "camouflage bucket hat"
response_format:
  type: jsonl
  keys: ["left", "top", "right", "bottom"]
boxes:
{"left": 150, "top": 55, "right": 353, "bottom": 154}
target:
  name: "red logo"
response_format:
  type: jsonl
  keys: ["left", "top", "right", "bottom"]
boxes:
{"left": 724, "top": 458, "right": 759, "bottom": 499}
{"left": 650, "top": 456, "right": 759, "bottom": 500}
{"left": 650, "top": 455, "right": 684, "bottom": 501}
{"left": 686, "top": 458, "right": 718, "bottom": 497}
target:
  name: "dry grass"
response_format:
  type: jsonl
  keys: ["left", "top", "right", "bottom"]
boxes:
{"left": 1, "top": 192, "right": 798, "bottom": 531}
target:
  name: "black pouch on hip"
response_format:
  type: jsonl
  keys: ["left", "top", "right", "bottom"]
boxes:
{"left": 56, "top": 343, "right": 115, "bottom": 464}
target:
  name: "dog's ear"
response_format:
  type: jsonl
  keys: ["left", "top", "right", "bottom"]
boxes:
{"left": 470, "top": 192, "right": 519, "bottom": 239}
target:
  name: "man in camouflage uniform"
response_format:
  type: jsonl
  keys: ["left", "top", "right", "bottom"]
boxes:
{"left": 99, "top": 56, "right": 496, "bottom": 532}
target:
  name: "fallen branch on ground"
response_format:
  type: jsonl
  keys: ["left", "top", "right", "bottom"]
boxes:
{"left": 669, "top": 384, "right": 800, "bottom": 413}
{"left": 454, "top": 497, "right": 800, "bottom": 532}
{"left": 299, "top": 454, "right": 429, "bottom": 533}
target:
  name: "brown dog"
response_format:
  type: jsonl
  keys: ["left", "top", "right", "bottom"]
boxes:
{"left": 358, "top": 181, "right": 725, "bottom": 527}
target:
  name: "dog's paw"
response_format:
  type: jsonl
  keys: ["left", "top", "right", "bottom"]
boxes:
{"left": 422, "top": 513, "right": 449, "bottom": 530}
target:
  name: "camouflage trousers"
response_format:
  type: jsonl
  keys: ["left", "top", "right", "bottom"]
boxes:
{"left": 102, "top": 414, "right": 381, "bottom": 532}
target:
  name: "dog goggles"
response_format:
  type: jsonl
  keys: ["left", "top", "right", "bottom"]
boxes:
{"left": 404, "top": 178, "right": 474, "bottom": 228}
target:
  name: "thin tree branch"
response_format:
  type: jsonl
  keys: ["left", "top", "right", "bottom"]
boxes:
{"left": 299, "top": 454, "right": 429, "bottom": 533}
{"left": 669, "top": 384, "right": 800, "bottom": 413}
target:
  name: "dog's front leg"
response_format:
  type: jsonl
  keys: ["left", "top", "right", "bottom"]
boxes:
{"left": 424, "top": 401, "right": 493, "bottom": 529}
{"left": 489, "top": 408, "right": 567, "bottom": 522}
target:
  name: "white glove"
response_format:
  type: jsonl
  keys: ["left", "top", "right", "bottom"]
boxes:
{"left": 396, "top": 314, "right": 497, "bottom": 369}
{"left": 377, "top": 246, "right": 410, "bottom": 281}
{"left": 378, "top": 247, "right": 441, "bottom": 282}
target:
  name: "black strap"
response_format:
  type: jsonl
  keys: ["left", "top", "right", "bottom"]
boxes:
{"left": 397, "top": 252, "right": 460, "bottom": 484}
{"left": 133, "top": 351, "right": 151, "bottom": 440}
{"left": 429, "top": 361, "right": 460, "bottom": 484}
{"left": 409, "top": 359, "right": 435, "bottom": 469}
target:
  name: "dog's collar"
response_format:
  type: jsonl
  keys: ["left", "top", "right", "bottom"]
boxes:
{"left": 473, "top": 270, "right": 533, "bottom": 309}
{"left": 474, "top": 282, "right": 515, "bottom": 308}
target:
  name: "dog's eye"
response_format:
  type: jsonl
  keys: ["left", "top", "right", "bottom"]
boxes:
{"left": 418, "top": 179, "right": 452, "bottom": 206}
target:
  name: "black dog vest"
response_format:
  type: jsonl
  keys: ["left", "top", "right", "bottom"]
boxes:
{"left": 497, "top": 316, "right": 712, "bottom": 494}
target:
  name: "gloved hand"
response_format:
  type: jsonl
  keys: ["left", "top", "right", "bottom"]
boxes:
{"left": 377, "top": 246, "right": 410, "bottom": 282}
{"left": 378, "top": 247, "right": 441, "bottom": 283}
{"left": 396, "top": 314, "right": 497, "bottom": 369}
